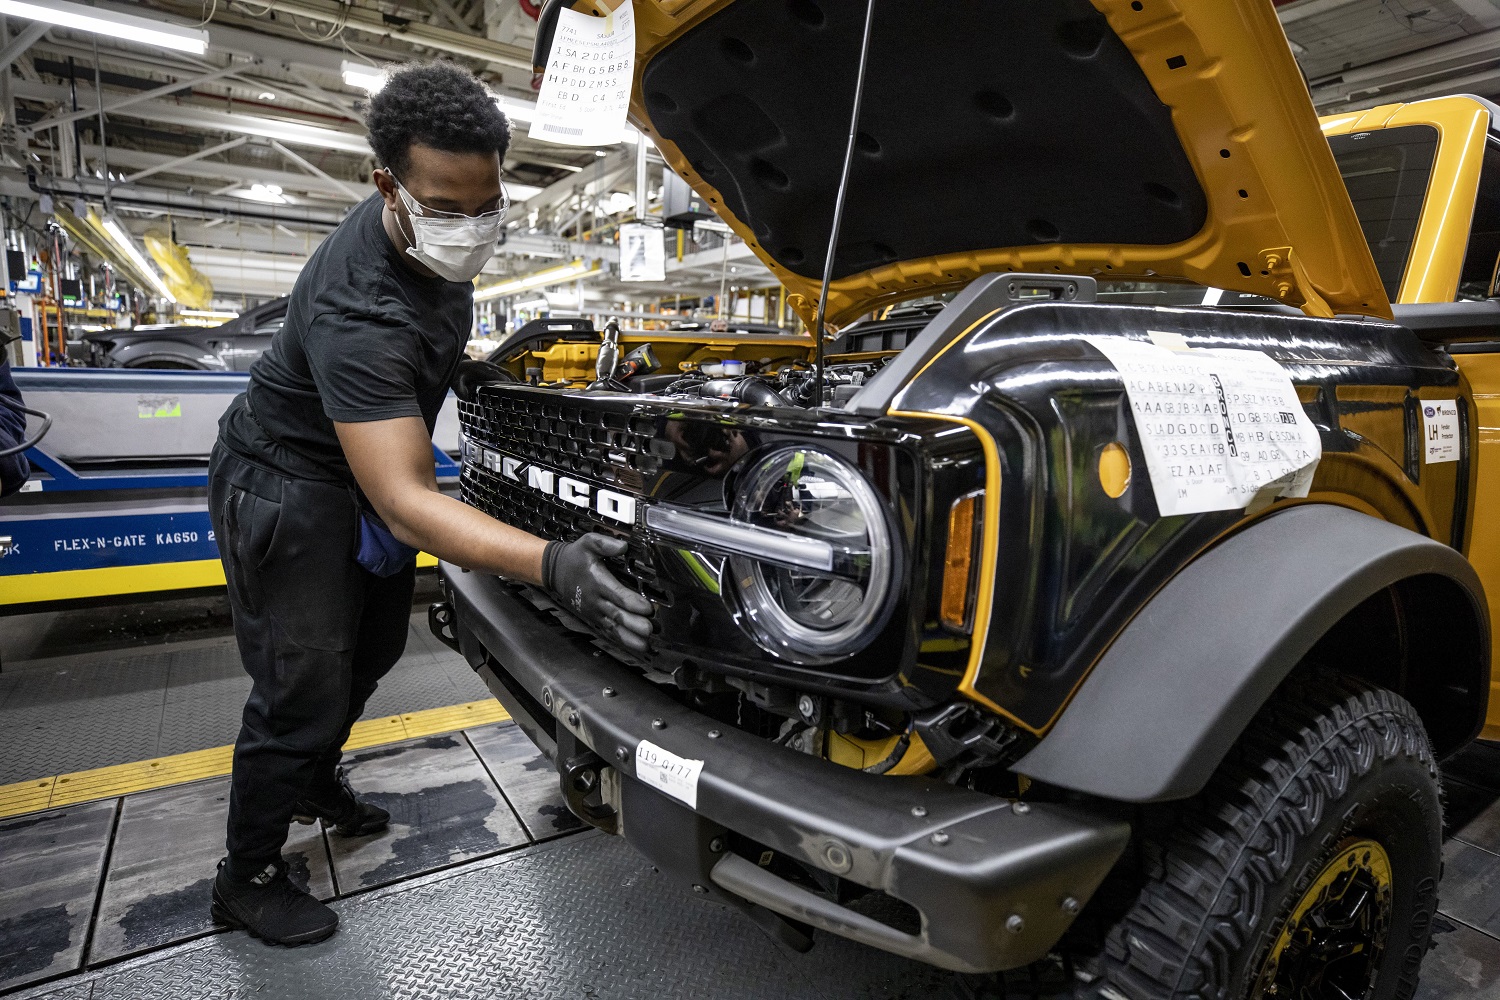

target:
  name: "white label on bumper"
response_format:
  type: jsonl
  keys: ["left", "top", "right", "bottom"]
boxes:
{"left": 1422, "top": 400, "right": 1460, "bottom": 464}
{"left": 635, "top": 739, "right": 703, "bottom": 809}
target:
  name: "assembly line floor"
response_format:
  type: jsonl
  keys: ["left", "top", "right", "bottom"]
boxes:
{"left": 1, "top": 589, "right": 1498, "bottom": 999}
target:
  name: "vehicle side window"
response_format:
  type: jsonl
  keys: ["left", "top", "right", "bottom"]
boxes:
{"left": 1327, "top": 125, "right": 1440, "bottom": 301}
{"left": 1458, "top": 138, "right": 1500, "bottom": 301}
{"left": 253, "top": 317, "right": 285, "bottom": 337}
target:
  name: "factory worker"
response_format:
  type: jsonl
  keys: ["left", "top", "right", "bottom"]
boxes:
{"left": 207, "top": 63, "right": 652, "bottom": 945}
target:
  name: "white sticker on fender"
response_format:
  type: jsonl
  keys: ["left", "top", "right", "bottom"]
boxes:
{"left": 1421, "top": 400, "right": 1460, "bottom": 464}
{"left": 1086, "top": 336, "right": 1322, "bottom": 516}
{"left": 635, "top": 739, "right": 703, "bottom": 809}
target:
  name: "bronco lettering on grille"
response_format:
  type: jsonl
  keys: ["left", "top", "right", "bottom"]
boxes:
{"left": 467, "top": 443, "right": 638, "bottom": 526}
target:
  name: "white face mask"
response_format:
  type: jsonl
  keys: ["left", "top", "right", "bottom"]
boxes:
{"left": 393, "top": 179, "right": 507, "bottom": 283}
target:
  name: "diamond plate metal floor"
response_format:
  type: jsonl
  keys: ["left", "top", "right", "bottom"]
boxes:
{"left": 3, "top": 595, "right": 1499, "bottom": 999}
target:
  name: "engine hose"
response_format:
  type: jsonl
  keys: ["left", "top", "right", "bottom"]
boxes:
{"left": 694, "top": 377, "right": 789, "bottom": 407}
{"left": 0, "top": 403, "right": 51, "bottom": 458}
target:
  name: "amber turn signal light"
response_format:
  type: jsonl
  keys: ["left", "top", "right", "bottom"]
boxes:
{"left": 941, "top": 493, "right": 981, "bottom": 630}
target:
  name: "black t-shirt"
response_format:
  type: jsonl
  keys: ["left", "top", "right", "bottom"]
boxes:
{"left": 218, "top": 193, "right": 473, "bottom": 484}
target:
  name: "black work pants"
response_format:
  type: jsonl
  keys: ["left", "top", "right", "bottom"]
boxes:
{"left": 208, "top": 447, "right": 415, "bottom": 877}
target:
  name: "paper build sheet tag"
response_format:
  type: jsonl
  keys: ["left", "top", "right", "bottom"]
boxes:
{"left": 1422, "top": 401, "right": 1460, "bottom": 464}
{"left": 530, "top": 0, "right": 635, "bottom": 146}
{"left": 619, "top": 222, "right": 665, "bottom": 282}
{"left": 635, "top": 739, "right": 703, "bottom": 809}
{"left": 1085, "top": 336, "right": 1322, "bottom": 516}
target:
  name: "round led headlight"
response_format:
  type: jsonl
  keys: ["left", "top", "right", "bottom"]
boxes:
{"left": 728, "top": 446, "right": 893, "bottom": 662}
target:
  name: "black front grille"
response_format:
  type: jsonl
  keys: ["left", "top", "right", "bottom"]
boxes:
{"left": 461, "top": 462, "right": 617, "bottom": 542}
{"left": 459, "top": 387, "right": 665, "bottom": 596}
{"left": 458, "top": 388, "right": 673, "bottom": 484}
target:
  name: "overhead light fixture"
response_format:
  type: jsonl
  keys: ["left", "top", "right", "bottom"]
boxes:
{"left": 101, "top": 217, "right": 177, "bottom": 303}
{"left": 0, "top": 0, "right": 209, "bottom": 55}
{"left": 180, "top": 309, "right": 240, "bottom": 320}
{"left": 342, "top": 61, "right": 388, "bottom": 94}
{"left": 257, "top": 91, "right": 277, "bottom": 101}
{"left": 473, "top": 259, "right": 598, "bottom": 302}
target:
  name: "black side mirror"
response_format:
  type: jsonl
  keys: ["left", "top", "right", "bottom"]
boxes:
{"left": 533, "top": 0, "right": 583, "bottom": 73}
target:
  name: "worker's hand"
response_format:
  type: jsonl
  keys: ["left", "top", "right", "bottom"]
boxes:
{"left": 452, "top": 359, "right": 514, "bottom": 402}
{"left": 542, "top": 533, "right": 654, "bottom": 654}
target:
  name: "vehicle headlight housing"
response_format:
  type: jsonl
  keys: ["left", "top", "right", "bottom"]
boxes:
{"left": 728, "top": 446, "right": 893, "bottom": 662}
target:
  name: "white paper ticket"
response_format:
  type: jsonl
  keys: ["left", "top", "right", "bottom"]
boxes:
{"left": 1086, "top": 336, "right": 1322, "bottom": 516}
{"left": 529, "top": 0, "right": 635, "bottom": 147}
{"left": 635, "top": 739, "right": 703, "bottom": 809}
{"left": 1422, "top": 401, "right": 1460, "bottom": 464}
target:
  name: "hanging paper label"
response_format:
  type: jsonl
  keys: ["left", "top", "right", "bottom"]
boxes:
{"left": 529, "top": 0, "right": 636, "bottom": 147}
{"left": 1085, "top": 336, "right": 1322, "bottom": 516}
{"left": 618, "top": 222, "right": 665, "bottom": 282}
{"left": 1422, "top": 400, "right": 1460, "bottom": 464}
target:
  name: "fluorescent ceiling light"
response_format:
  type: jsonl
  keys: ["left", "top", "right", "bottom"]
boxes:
{"left": 180, "top": 309, "right": 239, "bottom": 320}
{"left": 0, "top": 0, "right": 209, "bottom": 54}
{"left": 342, "top": 61, "right": 388, "bottom": 93}
{"left": 235, "top": 182, "right": 288, "bottom": 205}
{"left": 101, "top": 217, "right": 176, "bottom": 303}
{"left": 474, "top": 259, "right": 598, "bottom": 302}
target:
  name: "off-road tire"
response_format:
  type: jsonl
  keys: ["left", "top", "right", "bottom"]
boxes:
{"left": 1090, "top": 671, "right": 1441, "bottom": 1000}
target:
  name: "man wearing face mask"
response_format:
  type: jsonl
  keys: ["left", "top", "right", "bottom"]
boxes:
{"left": 207, "top": 63, "right": 654, "bottom": 945}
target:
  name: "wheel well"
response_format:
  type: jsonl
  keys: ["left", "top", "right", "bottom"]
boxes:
{"left": 1303, "top": 573, "right": 1487, "bottom": 756}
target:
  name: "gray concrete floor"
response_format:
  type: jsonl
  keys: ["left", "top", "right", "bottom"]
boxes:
{"left": 0, "top": 578, "right": 487, "bottom": 785}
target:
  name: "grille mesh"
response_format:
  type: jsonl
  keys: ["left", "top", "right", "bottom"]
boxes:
{"left": 458, "top": 388, "right": 664, "bottom": 595}
{"left": 458, "top": 389, "right": 670, "bottom": 483}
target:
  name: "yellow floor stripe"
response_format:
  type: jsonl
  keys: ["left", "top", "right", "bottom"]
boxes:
{"left": 0, "top": 699, "right": 511, "bottom": 820}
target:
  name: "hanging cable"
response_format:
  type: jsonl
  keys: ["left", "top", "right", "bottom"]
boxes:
{"left": 809, "top": 0, "right": 877, "bottom": 406}
{"left": 0, "top": 404, "right": 51, "bottom": 459}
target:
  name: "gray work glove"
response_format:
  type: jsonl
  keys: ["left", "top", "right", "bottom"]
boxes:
{"left": 542, "top": 533, "right": 654, "bottom": 654}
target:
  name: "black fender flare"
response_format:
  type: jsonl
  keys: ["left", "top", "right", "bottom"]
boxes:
{"left": 1013, "top": 505, "right": 1489, "bottom": 803}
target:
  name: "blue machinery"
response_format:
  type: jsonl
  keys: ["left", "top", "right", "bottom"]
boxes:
{"left": 0, "top": 369, "right": 460, "bottom": 611}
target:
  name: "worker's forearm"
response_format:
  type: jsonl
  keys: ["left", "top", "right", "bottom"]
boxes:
{"left": 384, "top": 488, "right": 547, "bottom": 584}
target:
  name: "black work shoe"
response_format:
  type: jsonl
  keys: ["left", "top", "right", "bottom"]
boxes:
{"left": 211, "top": 858, "right": 338, "bottom": 946}
{"left": 290, "top": 766, "right": 389, "bottom": 836}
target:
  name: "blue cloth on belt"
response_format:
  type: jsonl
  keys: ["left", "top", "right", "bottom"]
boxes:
{"left": 354, "top": 506, "right": 418, "bottom": 577}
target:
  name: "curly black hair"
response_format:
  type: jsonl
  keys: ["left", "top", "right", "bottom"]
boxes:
{"left": 366, "top": 62, "right": 511, "bottom": 179}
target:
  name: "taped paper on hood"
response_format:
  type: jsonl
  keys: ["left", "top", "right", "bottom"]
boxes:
{"left": 1086, "top": 336, "right": 1321, "bottom": 517}
{"left": 529, "top": 0, "right": 636, "bottom": 147}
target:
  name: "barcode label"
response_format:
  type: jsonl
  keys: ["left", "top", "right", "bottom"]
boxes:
{"left": 540, "top": 123, "right": 584, "bottom": 136}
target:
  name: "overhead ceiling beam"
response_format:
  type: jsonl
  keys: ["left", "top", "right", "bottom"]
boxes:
{"left": 1450, "top": 0, "right": 1500, "bottom": 29}
{"left": 122, "top": 135, "right": 249, "bottom": 185}
{"left": 22, "top": 62, "right": 245, "bottom": 137}
{"left": 81, "top": 142, "right": 360, "bottom": 200}
{"left": 1277, "top": 0, "right": 1364, "bottom": 24}
{"left": 270, "top": 139, "right": 364, "bottom": 202}
{"left": 143, "top": 0, "right": 535, "bottom": 71}
{"left": 11, "top": 78, "right": 370, "bottom": 152}
{"left": 424, "top": 0, "right": 476, "bottom": 34}
{"left": 0, "top": 21, "right": 47, "bottom": 73}
{"left": 522, "top": 150, "right": 634, "bottom": 216}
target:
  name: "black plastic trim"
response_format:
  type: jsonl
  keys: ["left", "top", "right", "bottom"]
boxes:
{"left": 1014, "top": 505, "right": 1489, "bottom": 803}
{"left": 851, "top": 272, "right": 1096, "bottom": 416}
{"left": 441, "top": 563, "right": 1130, "bottom": 973}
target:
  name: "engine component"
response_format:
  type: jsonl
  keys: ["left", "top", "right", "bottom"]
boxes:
{"left": 596, "top": 320, "right": 621, "bottom": 384}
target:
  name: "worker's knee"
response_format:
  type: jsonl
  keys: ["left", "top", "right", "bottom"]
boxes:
{"left": 240, "top": 634, "right": 354, "bottom": 755}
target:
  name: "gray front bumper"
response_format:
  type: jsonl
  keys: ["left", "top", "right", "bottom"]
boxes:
{"left": 438, "top": 564, "right": 1129, "bottom": 973}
